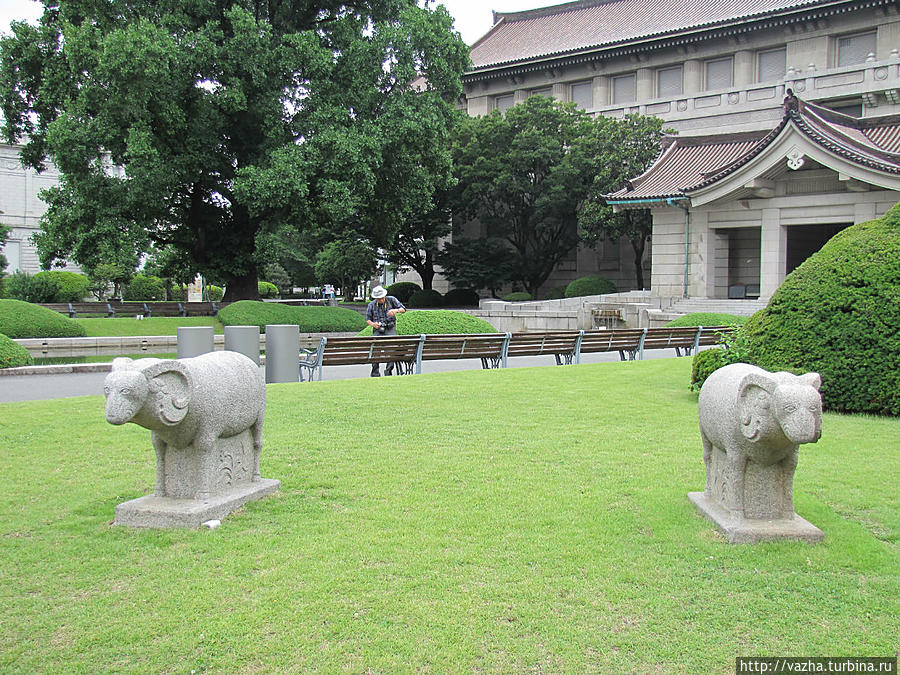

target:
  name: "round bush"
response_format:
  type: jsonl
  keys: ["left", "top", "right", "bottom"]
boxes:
{"left": 690, "top": 348, "right": 727, "bottom": 392}
{"left": 33, "top": 270, "right": 90, "bottom": 302}
{"left": 503, "top": 291, "right": 532, "bottom": 302}
{"left": 544, "top": 285, "right": 567, "bottom": 300}
{"left": 742, "top": 205, "right": 900, "bottom": 415}
{"left": 204, "top": 285, "right": 224, "bottom": 302}
{"left": 385, "top": 282, "right": 421, "bottom": 303}
{"left": 442, "top": 288, "right": 480, "bottom": 307}
{"left": 564, "top": 275, "right": 616, "bottom": 298}
{"left": 218, "top": 300, "right": 365, "bottom": 332}
{"left": 357, "top": 310, "right": 497, "bottom": 336}
{"left": 258, "top": 281, "right": 278, "bottom": 299}
{"left": 666, "top": 313, "right": 748, "bottom": 328}
{"left": 0, "top": 332, "right": 33, "bottom": 369}
{"left": 123, "top": 274, "right": 167, "bottom": 301}
{"left": 406, "top": 289, "right": 443, "bottom": 308}
{"left": 0, "top": 299, "right": 87, "bottom": 338}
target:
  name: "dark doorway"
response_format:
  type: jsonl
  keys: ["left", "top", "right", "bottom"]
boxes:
{"left": 785, "top": 223, "right": 851, "bottom": 274}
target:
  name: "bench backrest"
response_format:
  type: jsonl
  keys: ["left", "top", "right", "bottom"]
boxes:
{"left": 418, "top": 333, "right": 509, "bottom": 362}
{"left": 506, "top": 331, "right": 581, "bottom": 358}
{"left": 320, "top": 335, "right": 426, "bottom": 367}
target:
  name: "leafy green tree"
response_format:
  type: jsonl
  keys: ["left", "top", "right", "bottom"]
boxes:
{"left": 577, "top": 114, "right": 670, "bottom": 290}
{"left": 85, "top": 263, "right": 134, "bottom": 301}
{"left": 436, "top": 237, "right": 515, "bottom": 299}
{"left": 0, "top": 1, "right": 468, "bottom": 301}
{"left": 314, "top": 237, "right": 378, "bottom": 301}
{"left": 451, "top": 96, "right": 608, "bottom": 297}
{"left": 263, "top": 262, "right": 292, "bottom": 296}
{"left": 385, "top": 186, "right": 452, "bottom": 291}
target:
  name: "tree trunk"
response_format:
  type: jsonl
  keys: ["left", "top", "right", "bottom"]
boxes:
{"left": 631, "top": 236, "right": 646, "bottom": 291}
{"left": 223, "top": 269, "right": 260, "bottom": 301}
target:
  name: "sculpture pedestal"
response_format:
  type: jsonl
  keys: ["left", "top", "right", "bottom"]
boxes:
{"left": 689, "top": 491, "right": 824, "bottom": 544}
{"left": 115, "top": 478, "right": 281, "bottom": 528}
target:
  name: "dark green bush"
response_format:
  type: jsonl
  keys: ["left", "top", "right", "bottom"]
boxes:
{"left": 690, "top": 348, "right": 727, "bottom": 392}
{"left": 357, "top": 310, "right": 497, "bottom": 336}
{"left": 0, "top": 299, "right": 87, "bottom": 338}
{"left": 33, "top": 270, "right": 90, "bottom": 302}
{"left": 666, "top": 313, "right": 748, "bottom": 328}
{"left": 218, "top": 300, "right": 365, "bottom": 332}
{"left": 503, "top": 291, "right": 532, "bottom": 302}
{"left": 742, "top": 204, "right": 900, "bottom": 415}
{"left": 5, "top": 271, "right": 59, "bottom": 302}
{"left": 123, "top": 274, "right": 167, "bottom": 301}
{"left": 258, "top": 281, "right": 279, "bottom": 299}
{"left": 442, "top": 288, "right": 480, "bottom": 307}
{"left": 564, "top": 275, "right": 616, "bottom": 298}
{"left": 406, "top": 289, "right": 443, "bottom": 307}
{"left": 385, "top": 282, "right": 421, "bottom": 303}
{"left": 204, "top": 285, "right": 224, "bottom": 302}
{"left": 544, "top": 285, "right": 567, "bottom": 300}
{"left": 0, "top": 332, "right": 33, "bottom": 369}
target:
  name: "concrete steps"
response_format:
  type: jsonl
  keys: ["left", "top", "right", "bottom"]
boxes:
{"left": 667, "top": 298, "right": 767, "bottom": 316}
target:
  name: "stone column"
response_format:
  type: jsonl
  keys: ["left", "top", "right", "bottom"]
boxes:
{"left": 177, "top": 326, "right": 214, "bottom": 359}
{"left": 636, "top": 68, "right": 654, "bottom": 101}
{"left": 265, "top": 324, "right": 300, "bottom": 383}
{"left": 683, "top": 59, "right": 702, "bottom": 95}
{"left": 734, "top": 51, "right": 754, "bottom": 88}
{"left": 552, "top": 82, "right": 567, "bottom": 101}
{"left": 592, "top": 75, "right": 609, "bottom": 107}
{"left": 224, "top": 325, "right": 261, "bottom": 365}
{"left": 759, "top": 208, "right": 785, "bottom": 301}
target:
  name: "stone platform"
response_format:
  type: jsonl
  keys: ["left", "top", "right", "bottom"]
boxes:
{"left": 115, "top": 478, "right": 281, "bottom": 528}
{"left": 689, "top": 492, "right": 824, "bottom": 544}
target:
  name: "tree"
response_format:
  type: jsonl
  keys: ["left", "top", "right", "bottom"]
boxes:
{"left": 385, "top": 185, "right": 452, "bottom": 291}
{"left": 314, "top": 236, "right": 378, "bottom": 301}
{"left": 0, "top": 1, "right": 468, "bottom": 300}
{"left": 576, "top": 114, "right": 669, "bottom": 290}
{"left": 451, "top": 96, "right": 607, "bottom": 297}
{"left": 435, "top": 237, "right": 515, "bottom": 299}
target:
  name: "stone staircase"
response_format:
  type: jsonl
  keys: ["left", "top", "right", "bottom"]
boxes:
{"left": 647, "top": 297, "right": 768, "bottom": 327}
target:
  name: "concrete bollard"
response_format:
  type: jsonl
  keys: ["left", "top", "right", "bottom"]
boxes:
{"left": 177, "top": 326, "right": 215, "bottom": 359}
{"left": 265, "top": 324, "right": 300, "bottom": 383}
{"left": 224, "top": 325, "right": 261, "bottom": 365}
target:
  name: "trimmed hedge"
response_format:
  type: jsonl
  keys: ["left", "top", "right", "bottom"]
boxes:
{"left": 218, "top": 300, "right": 365, "bottom": 333}
{"left": 742, "top": 205, "right": 900, "bottom": 415}
{"left": 406, "top": 289, "right": 443, "bottom": 308}
{"left": 258, "top": 281, "right": 279, "bottom": 299}
{"left": 665, "top": 313, "right": 748, "bottom": 328}
{"left": 34, "top": 271, "right": 90, "bottom": 302}
{"left": 0, "top": 299, "right": 87, "bottom": 338}
{"left": 385, "top": 282, "right": 421, "bottom": 303}
{"left": 503, "top": 292, "right": 532, "bottom": 302}
{"left": 690, "top": 348, "right": 727, "bottom": 392}
{"left": 564, "top": 275, "right": 616, "bottom": 298}
{"left": 0, "top": 332, "right": 33, "bottom": 369}
{"left": 204, "top": 285, "right": 224, "bottom": 302}
{"left": 123, "top": 274, "right": 167, "bottom": 301}
{"left": 544, "top": 285, "right": 567, "bottom": 300}
{"left": 358, "top": 310, "right": 497, "bottom": 336}
{"left": 442, "top": 288, "right": 480, "bottom": 307}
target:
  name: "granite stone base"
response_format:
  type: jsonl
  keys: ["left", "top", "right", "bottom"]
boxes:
{"left": 689, "top": 491, "right": 824, "bottom": 544}
{"left": 115, "top": 478, "right": 281, "bottom": 528}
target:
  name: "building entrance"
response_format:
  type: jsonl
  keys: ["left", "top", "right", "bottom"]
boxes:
{"left": 785, "top": 223, "right": 851, "bottom": 274}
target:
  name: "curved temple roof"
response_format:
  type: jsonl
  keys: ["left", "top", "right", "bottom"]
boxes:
{"left": 606, "top": 96, "right": 900, "bottom": 204}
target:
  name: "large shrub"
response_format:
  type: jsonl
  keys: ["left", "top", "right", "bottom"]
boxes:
{"left": 33, "top": 271, "right": 90, "bottom": 302}
{"left": 564, "top": 275, "right": 616, "bottom": 298}
{"left": 385, "top": 282, "right": 421, "bottom": 303}
{"left": 123, "top": 274, "right": 167, "bottom": 301}
{"left": 503, "top": 291, "right": 532, "bottom": 302}
{"left": 0, "top": 299, "right": 87, "bottom": 338}
{"left": 406, "top": 289, "right": 443, "bottom": 307}
{"left": 5, "top": 271, "right": 59, "bottom": 302}
{"left": 358, "top": 310, "right": 497, "bottom": 336}
{"left": 204, "top": 285, "right": 224, "bottom": 302}
{"left": 442, "top": 288, "right": 480, "bottom": 307}
{"left": 544, "top": 285, "right": 567, "bottom": 300}
{"left": 258, "top": 281, "right": 279, "bottom": 299}
{"left": 0, "top": 332, "right": 33, "bottom": 369}
{"left": 666, "top": 313, "right": 747, "bottom": 328}
{"left": 741, "top": 206, "right": 900, "bottom": 415}
{"left": 218, "top": 300, "right": 365, "bottom": 332}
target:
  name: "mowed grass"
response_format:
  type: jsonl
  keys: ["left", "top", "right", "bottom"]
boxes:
{"left": 0, "top": 358, "right": 896, "bottom": 673}
{"left": 75, "top": 316, "right": 224, "bottom": 336}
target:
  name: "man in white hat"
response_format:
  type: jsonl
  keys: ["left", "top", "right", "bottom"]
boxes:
{"left": 365, "top": 285, "right": 407, "bottom": 376}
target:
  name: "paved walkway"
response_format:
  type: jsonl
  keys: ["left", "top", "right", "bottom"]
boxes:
{"left": 0, "top": 349, "right": 687, "bottom": 403}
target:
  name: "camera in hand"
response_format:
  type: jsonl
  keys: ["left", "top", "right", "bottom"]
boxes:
{"left": 375, "top": 325, "right": 385, "bottom": 334}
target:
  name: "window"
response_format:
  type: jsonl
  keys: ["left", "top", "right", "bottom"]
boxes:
{"left": 570, "top": 81, "right": 593, "bottom": 110}
{"left": 657, "top": 66, "right": 683, "bottom": 97}
{"left": 495, "top": 94, "right": 514, "bottom": 113}
{"left": 531, "top": 87, "right": 552, "bottom": 98}
{"left": 2, "top": 240, "right": 20, "bottom": 273}
{"left": 758, "top": 48, "right": 786, "bottom": 82}
{"left": 612, "top": 73, "right": 636, "bottom": 104}
{"left": 838, "top": 32, "right": 876, "bottom": 67}
{"left": 705, "top": 57, "right": 733, "bottom": 90}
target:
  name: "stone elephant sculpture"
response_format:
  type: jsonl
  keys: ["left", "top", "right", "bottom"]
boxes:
{"left": 104, "top": 351, "right": 265, "bottom": 502}
{"left": 697, "top": 363, "right": 822, "bottom": 520}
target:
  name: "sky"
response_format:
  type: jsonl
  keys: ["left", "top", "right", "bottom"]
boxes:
{"left": 0, "top": 0, "right": 557, "bottom": 45}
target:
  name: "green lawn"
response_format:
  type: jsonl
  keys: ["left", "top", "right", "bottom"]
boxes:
{"left": 0, "top": 358, "right": 896, "bottom": 673}
{"left": 75, "top": 316, "right": 223, "bottom": 336}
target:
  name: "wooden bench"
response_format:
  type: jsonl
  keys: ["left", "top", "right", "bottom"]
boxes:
{"left": 578, "top": 328, "right": 648, "bottom": 361}
{"left": 308, "top": 335, "right": 427, "bottom": 381}
{"left": 418, "top": 332, "right": 511, "bottom": 370}
{"left": 505, "top": 331, "right": 583, "bottom": 365}
{"left": 41, "top": 300, "right": 228, "bottom": 318}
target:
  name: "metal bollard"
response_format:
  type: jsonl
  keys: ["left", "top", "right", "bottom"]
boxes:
{"left": 265, "top": 324, "right": 300, "bottom": 383}
{"left": 224, "top": 325, "right": 261, "bottom": 365}
{"left": 176, "top": 326, "right": 214, "bottom": 359}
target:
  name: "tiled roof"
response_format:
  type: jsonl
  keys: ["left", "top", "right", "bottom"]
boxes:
{"left": 470, "top": 0, "right": 831, "bottom": 70}
{"left": 606, "top": 98, "right": 900, "bottom": 202}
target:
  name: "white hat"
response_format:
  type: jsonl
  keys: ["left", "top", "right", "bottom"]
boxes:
{"left": 371, "top": 286, "right": 387, "bottom": 299}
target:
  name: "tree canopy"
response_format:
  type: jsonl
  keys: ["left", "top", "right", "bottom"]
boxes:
{"left": 0, "top": 0, "right": 468, "bottom": 300}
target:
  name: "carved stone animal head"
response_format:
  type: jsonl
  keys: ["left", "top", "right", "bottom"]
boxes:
{"left": 104, "top": 358, "right": 192, "bottom": 427}
{"left": 739, "top": 370, "right": 823, "bottom": 444}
